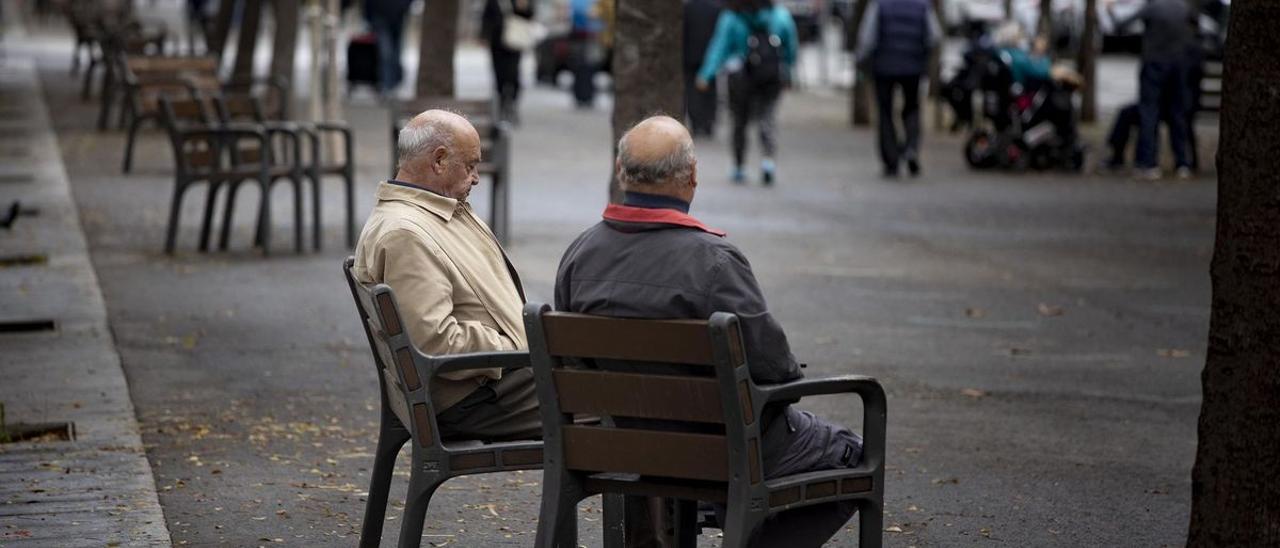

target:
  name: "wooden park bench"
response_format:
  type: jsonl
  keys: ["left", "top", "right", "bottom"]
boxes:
{"left": 523, "top": 303, "right": 888, "bottom": 547}
{"left": 120, "top": 55, "right": 219, "bottom": 173}
{"left": 389, "top": 97, "right": 513, "bottom": 243}
{"left": 343, "top": 258, "right": 544, "bottom": 548}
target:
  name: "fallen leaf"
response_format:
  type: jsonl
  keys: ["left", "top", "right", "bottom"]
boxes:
{"left": 1156, "top": 348, "right": 1191, "bottom": 358}
{"left": 960, "top": 388, "right": 987, "bottom": 399}
{"left": 885, "top": 526, "right": 904, "bottom": 533}
{"left": 965, "top": 307, "right": 986, "bottom": 319}
{"left": 1037, "top": 303, "right": 1063, "bottom": 317}
{"left": 932, "top": 477, "right": 959, "bottom": 485}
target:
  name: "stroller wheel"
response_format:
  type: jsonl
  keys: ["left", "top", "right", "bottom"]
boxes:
{"left": 965, "top": 130, "right": 999, "bottom": 169}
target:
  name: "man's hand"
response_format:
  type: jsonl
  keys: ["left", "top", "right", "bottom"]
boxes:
{"left": 695, "top": 78, "right": 710, "bottom": 92}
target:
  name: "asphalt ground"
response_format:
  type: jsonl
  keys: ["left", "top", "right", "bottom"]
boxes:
{"left": 17, "top": 14, "right": 1216, "bottom": 547}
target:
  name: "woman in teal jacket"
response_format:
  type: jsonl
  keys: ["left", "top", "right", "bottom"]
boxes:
{"left": 695, "top": 0, "right": 798, "bottom": 185}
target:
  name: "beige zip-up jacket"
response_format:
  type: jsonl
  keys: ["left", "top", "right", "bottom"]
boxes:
{"left": 352, "top": 181, "right": 527, "bottom": 412}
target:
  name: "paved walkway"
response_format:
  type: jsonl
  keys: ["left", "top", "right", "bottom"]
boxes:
{"left": 4, "top": 5, "right": 1218, "bottom": 546}
{"left": 0, "top": 57, "right": 169, "bottom": 546}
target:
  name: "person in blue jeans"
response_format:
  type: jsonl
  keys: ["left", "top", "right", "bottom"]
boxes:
{"left": 696, "top": 0, "right": 798, "bottom": 185}
{"left": 1109, "top": 0, "right": 1197, "bottom": 180}
{"left": 365, "top": 0, "right": 414, "bottom": 95}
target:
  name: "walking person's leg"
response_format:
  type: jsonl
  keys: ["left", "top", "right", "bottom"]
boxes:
{"left": 1134, "top": 62, "right": 1166, "bottom": 177}
{"left": 901, "top": 74, "right": 923, "bottom": 176}
{"left": 757, "top": 85, "right": 781, "bottom": 185}
{"left": 1107, "top": 103, "right": 1140, "bottom": 168}
{"left": 728, "top": 72, "right": 751, "bottom": 182}
{"left": 1165, "top": 61, "right": 1193, "bottom": 176}
{"left": 873, "top": 74, "right": 900, "bottom": 176}
{"left": 386, "top": 8, "right": 407, "bottom": 90}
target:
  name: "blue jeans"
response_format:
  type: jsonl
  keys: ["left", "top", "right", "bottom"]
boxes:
{"left": 368, "top": 8, "right": 408, "bottom": 93}
{"left": 1136, "top": 61, "right": 1191, "bottom": 169}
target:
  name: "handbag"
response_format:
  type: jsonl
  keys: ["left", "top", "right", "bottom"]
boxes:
{"left": 499, "top": 0, "right": 545, "bottom": 51}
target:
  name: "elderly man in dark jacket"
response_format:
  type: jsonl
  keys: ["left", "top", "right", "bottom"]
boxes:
{"left": 555, "top": 115, "right": 863, "bottom": 547}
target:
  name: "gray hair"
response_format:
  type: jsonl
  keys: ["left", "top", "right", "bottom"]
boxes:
{"left": 397, "top": 117, "right": 456, "bottom": 170}
{"left": 617, "top": 137, "right": 696, "bottom": 189}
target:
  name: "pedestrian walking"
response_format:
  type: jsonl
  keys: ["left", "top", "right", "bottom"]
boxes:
{"left": 482, "top": 0, "right": 536, "bottom": 124}
{"left": 568, "top": 0, "right": 604, "bottom": 109}
{"left": 364, "top": 0, "right": 414, "bottom": 95}
{"left": 855, "top": 0, "right": 942, "bottom": 178}
{"left": 695, "top": 0, "right": 798, "bottom": 185}
{"left": 684, "top": 0, "right": 724, "bottom": 138}
{"left": 1108, "top": 0, "right": 1197, "bottom": 180}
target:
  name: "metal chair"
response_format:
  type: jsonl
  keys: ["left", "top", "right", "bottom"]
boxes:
{"left": 523, "top": 302, "right": 887, "bottom": 548}
{"left": 342, "top": 257, "right": 544, "bottom": 548}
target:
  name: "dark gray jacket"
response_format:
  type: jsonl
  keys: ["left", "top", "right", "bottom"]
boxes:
{"left": 1113, "top": 0, "right": 1196, "bottom": 64}
{"left": 554, "top": 197, "right": 803, "bottom": 386}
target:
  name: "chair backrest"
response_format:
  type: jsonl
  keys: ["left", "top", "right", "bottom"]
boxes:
{"left": 343, "top": 258, "right": 440, "bottom": 450}
{"left": 158, "top": 95, "right": 219, "bottom": 173}
{"left": 390, "top": 97, "right": 506, "bottom": 174}
{"left": 212, "top": 93, "right": 264, "bottom": 124}
{"left": 524, "top": 304, "right": 765, "bottom": 491}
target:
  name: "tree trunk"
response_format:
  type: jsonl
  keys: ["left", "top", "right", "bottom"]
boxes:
{"left": 850, "top": 0, "right": 871, "bottom": 127}
{"left": 270, "top": 0, "right": 300, "bottom": 114}
{"left": 1188, "top": 2, "right": 1280, "bottom": 546}
{"left": 1076, "top": 0, "right": 1098, "bottom": 122}
{"left": 928, "top": 0, "right": 944, "bottom": 130}
{"left": 609, "top": 0, "right": 683, "bottom": 203}
{"left": 1038, "top": 0, "right": 1052, "bottom": 41}
{"left": 417, "top": 0, "right": 460, "bottom": 97}
{"left": 232, "top": 0, "right": 264, "bottom": 82}
{"left": 209, "top": 0, "right": 237, "bottom": 60}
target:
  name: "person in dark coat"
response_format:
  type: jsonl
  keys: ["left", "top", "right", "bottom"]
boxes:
{"left": 555, "top": 116, "right": 863, "bottom": 548}
{"left": 482, "top": 0, "right": 535, "bottom": 124}
{"left": 364, "top": 0, "right": 414, "bottom": 94}
{"left": 855, "top": 0, "right": 942, "bottom": 177}
{"left": 684, "top": 0, "right": 723, "bottom": 138}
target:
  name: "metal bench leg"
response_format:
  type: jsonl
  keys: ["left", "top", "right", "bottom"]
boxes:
{"left": 858, "top": 498, "right": 883, "bottom": 548}
{"left": 122, "top": 114, "right": 144, "bottom": 174}
{"left": 309, "top": 171, "right": 322, "bottom": 251}
{"left": 164, "top": 180, "right": 189, "bottom": 254}
{"left": 397, "top": 463, "right": 443, "bottom": 548}
{"left": 291, "top": 177, "right": 304, "bottom": 254}
{"left": 358, "top": 410, "right": 411, "bottom": 548}
{"left": 602, "top": 493, "right": 625, "bottom": 548}
{"left": 344, "top": 168, "right": 355, "bottom": 249}
{"left": 198, "top": 182, "right": 221, "bottom": 252}
{"left": 218, "top": 180, "right": 244, "bottom": 251}
{"left": 535, "top": 470, "right": 581, "bottom": 548}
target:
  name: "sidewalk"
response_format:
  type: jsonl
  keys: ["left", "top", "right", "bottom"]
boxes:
{"left": 0, "top": 57, "right": 169, "bottom": 546}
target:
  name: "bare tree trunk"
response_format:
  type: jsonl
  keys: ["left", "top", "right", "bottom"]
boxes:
{"left": 209, "top": 0, "right": 237, "bottom": 60}
{"left": 417, "top": 0, "right": 460, "bottom": 97}
{"left": 1037, "top": 0, "right": 1052, "bottom": 41}
{"left": 1076, "top": 0, "right": 1098, "bottom": 122}
{"left": 850, "top": 0, "right": 871, "bottom": 127}
{"left": 232, "top": 0, "right": 264, "bottom": 82}
{"left": 610, "top": 0, "right": 683, "bottom": 203}
{"left": 270, "top": 0, "right": 300, "bottom": 113}
{"left": 928, "top": 0, "right": 944, "bottom": 130}
{"left": 1188, "top": 2, "right": 1280, "bottom": 546}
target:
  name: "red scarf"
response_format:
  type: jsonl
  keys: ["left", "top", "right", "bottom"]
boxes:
{"left": 602, "top": 204, "right": 726, "bottom": 237}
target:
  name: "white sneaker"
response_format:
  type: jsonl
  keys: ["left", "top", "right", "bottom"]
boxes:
{"left": 1176, "top": 166, "right": 1194, "bottom": 180}
{"left": 1134, "top": 168, "right": 1162, "bottom": 181}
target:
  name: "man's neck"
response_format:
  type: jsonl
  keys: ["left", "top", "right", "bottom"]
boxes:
{"left": 390, "top": 175, "right": 448, "bottom": 199}
{"left": 622, "top": 190, "right": 692, "bottom": 213}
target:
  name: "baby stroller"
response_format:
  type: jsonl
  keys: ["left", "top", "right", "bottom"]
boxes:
{"left": 961, "top": 50, "right": 1085, "bottom": 171}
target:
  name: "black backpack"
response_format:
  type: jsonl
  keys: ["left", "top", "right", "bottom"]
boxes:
{"left": 743, "top": 15, "right": 784, "bottom": 88}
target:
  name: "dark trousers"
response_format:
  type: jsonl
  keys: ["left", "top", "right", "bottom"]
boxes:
{"left": 435, "top": 367, "right": 542, "bottom": 442}
{"left": 873, "top": 73, "right": 922, "bottom": 171}
{"left": 491, "top": 44, "right": 523, "bottom": 107}
{"left": 622, "top": 407, "right": 863, "bottom": 547}
{"left": 1136, "top": 60, "right": 1191, "bottom": 169}
{"left": 727, "top": 72, "right": 781, "bottom": 167}
{"left": 684, "top": 68, "right": 718, "bottom": 136}
{"left": 368, "top": 8, "right": 409, "bottom": 93}
{"left": 570, "top": 35, "right": 599, "bottom": 107}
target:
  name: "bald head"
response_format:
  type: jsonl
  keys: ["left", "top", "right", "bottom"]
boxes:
{"left": 617, "top": 116, "right": 697, "bottom": 196}
{"left": 396, "top": 110, "right": 483, "bottom": 200}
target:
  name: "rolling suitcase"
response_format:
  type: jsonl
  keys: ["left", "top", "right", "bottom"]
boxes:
{"left": 346, "top": 32, "right": 379, "bottom": 92}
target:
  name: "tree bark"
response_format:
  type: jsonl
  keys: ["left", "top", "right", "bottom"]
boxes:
{"left": 610, "top": 0, "right": 683, "bottom": 203}
{"left": 417, "top": 0, "right": 460, "bottom": 97}
{"left": 209, "top": 0, "right": 237, "bottom": 60}
{"left": 270, "top": 0, "right": 300, "bottom": 114}
{"left": 850, "top": 0, "right": 871, "bottom": 126}
{"left": 1188, "top": 2, "right": 1280, "bottom": 546}
{"left": 1076, "top": 0, "right": 1098, "bottom": 122}
{"left": 232, "top": 0, "right": 264, "bottom": 82}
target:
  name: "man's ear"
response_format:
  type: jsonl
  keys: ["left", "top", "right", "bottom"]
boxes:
{"left": 614, "top": 158, "right": 624, "bottom": 181}
{"left": 689, "top": 158, "right": 698, "bottom": 189}
{"left": 432, "top": 146, "right": 449, "bottom": 174}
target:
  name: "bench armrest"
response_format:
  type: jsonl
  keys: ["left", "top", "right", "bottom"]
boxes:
{"left": 758, "top": 374, "right": 887, "bottom": 470}
{"left": 432, "top": 351, "right": 531, "bottom": 376}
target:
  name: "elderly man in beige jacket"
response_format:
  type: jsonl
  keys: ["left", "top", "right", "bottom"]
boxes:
{"left": 352, "top": 110, "right": 539, "bottom": 441}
